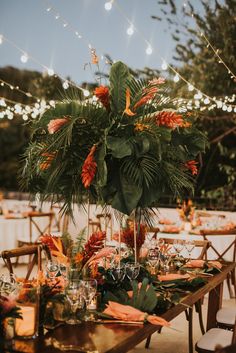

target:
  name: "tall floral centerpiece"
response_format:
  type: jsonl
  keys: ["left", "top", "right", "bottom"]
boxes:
{"left": 21, "top": 61, "right": 207, "bottom": 227}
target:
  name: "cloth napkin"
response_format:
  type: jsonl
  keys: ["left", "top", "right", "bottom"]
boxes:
{"left": 162, "top": 226, "right": 180, "bottom": 233}
{"left": 103, "top": 301, "right": 170, "bottom": 327}
{"left": 158, "top": 273, "right": 190, "bottom": 281}
{"left": 207, "top": 261, "right": 222, "bottom": 270}
{"left": 184, "top": 259, "right": 205, "bottom": 268}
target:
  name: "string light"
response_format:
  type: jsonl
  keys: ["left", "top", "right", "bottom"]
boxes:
{"left": 104, "top": 1, "right": 113, "bottom": 11}
{"left": 173, "top": 74, "right": 180, "bottom": 82}
{"left": 83, "top": 89, "right": 90, "bottom": 97}
{"left": 145, "top": 45, "right": 153, "bottom": 55}
{"left": 0, "top": 35, "right": 3, "bottom": 45}
{"left": 161, "top": 61, "right": 168, "bottom": 70}
{"left": 62, "top": 81, "right": 69, "bottom": 89}
{"left": 20, "top": 53, "right": 28, "bottom": 63}
{"left": 127, "top": 25, "right": 134, "bottom": 36}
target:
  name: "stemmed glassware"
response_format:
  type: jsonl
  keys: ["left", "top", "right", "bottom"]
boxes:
{"left": 185, "top": 240, "right": 195, "bottom": 261}
{"left": 110, "top": 263, "right": 126, "bottom": 282}
{"left": 46, "top": 260, "right": 59, "bottom": 280}
{"left": 65, "top": 280, "right": 83, "bottom": 325}
{"left": 0, "top": 273, "right": 19, "bottom": 295}
{"left": 147, "top": 248, "right": 159, "bottom": 274}
{"left": 80, "top": 279, "right": 97, "bottom": 322}
{"left": 125, "top": 263, "right": 140, "bottom": 281}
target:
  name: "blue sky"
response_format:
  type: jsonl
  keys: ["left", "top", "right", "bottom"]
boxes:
{"left": 0, "top": 0, "right": 203, "bottom": 85}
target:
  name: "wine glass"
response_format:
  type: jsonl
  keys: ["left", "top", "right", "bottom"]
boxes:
{"left": 125, "top": 263, "right": 140, "bottom": 281}
{"left": 147, "top": 249, "right": 159, "bottom": 274}
{"left": 0, "top": 273, "right": 18, "bottom": 295}
{"left": 46, "top": 260, "right": 59, "bottom": 280}
{"left": 110, "top": 263, "right": 126, "bottom": 282}
{"left": 80, "top": 279, "right": 97, "bottom": 322}
{"left": 65, "top": 281, "right": 83, "bottom": 325}
{"left": 173, "top": 239, "right": 184, "bottom": 256}
{"left": 185, "top": 240, "right": 195, "bottom": 261}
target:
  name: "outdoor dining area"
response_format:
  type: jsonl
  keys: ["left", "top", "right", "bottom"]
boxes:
{"left": 0, "top": 196, "right": 236, "bottom": 353}
{"left": 1, "top": 0, "right": 236, "bottom": 352}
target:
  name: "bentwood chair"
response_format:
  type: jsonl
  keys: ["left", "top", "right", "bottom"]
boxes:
{"left": 216, "top": 307, "right": 236, "bottom": 330}
{"left": 200, "top": 229, "right": 236, "bottom": 298}
{"left": 1, "top": 244, "right": 50, "bottom": 280}
{"left": 50, "top": 205, "right": 69, "bottom": 236}
{"left": 145, "top": 238, "right": 211, "bottom": 353}
{"left": 96, "top": 213, "right": 113, "bottom": 240}
{"left": 195, "top": 319, "right": 236, "bottom": 353}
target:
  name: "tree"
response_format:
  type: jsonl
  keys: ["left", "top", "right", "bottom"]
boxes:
{"left": 152, "top": 0, "right": 236, "bottom": 209}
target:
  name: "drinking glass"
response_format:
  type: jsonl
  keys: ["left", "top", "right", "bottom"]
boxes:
{"left": 0, "top": 273, "right": 18, "bottom": 295}
{"left": 65, "top": 281, "right": 83, "bottom": 325}
{"left": 173, "top": 239, "right": 184, "bottom": 256}
{"left": 147, "top": 249, "right": 159, "bottom": 274}
{"left": 110, "top": 263, "right": 126, "bottom": 282}
{"left": 185, "top": 240, "right": 195, "bottom": 261}
{"left": 46, "top": 260, "right": 59, "bottom": 280}
{"left": 125, "top": 263, "right": 140, "bottom": 281}
{"left": 80, "top": 279, "right": 97, "bottom": 322}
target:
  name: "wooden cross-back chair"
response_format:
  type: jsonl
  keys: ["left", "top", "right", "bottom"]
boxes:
{"left": 145, "top": 238, "right": 211, "bottom": 353}
{"left": 50, "top": 205, "right": 69, "bottom": 235}
{"left": 200, "top": 229, "right": 236, "bottom": 298}
{"left": 96, "top": 213, "right": 113, "bottom": 241}
{"left": 1, "top": 244, "right": 50, "bottom": 280}
{"left": 88, "top": 219, "right": 102, "bottom": 234}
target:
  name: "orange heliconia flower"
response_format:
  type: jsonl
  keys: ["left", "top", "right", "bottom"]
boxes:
{"left": 155, "top": 111, "right": 184, "bottom": 129}
{"left": 48, "top": 117, "right": 69, "bottom": 134}
{"left": 94, "top": 85, "right": 110, "bottom": 109}
{"left": 81, "top": 145, "right": 97, "bottom": 188}
{"left": 74, "top": 252, "right": 84, "bottom": 265}
{"left": 185, "top": 160, "right": 198, "bottom": 175}
{"left": 134, "top": 86, "right": 158, "bottom": 110}
{"left": 39, "top": 152, "right": 56, "bottom": 170}
{"left": 124, "top": 89, "right": 136, "bottom": 116}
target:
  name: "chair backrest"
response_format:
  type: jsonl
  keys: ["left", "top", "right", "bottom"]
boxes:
{"left": 28, "top": 211, "right": 54, "bottom": 243}
{"left": 50, "top": 205, "right": 69, "bottom": 234}
{"left": 159, "top": 238, "right": 210, "bottom": 260}
{"left": 88, "top": 219, "right": 102, "bottom": 234}
{"left": 146, "top": 227, "right": 160, "bottom": 239}
{"left": 200, "top": 230, "right": 236, "bottom": 262}
{"left": 96, "top": 213, "right": 113, "bottom": 240}
{"left": 1, "top": 244, "right": 49, "bottom": 280}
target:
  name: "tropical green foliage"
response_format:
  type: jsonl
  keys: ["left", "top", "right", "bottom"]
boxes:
{"left": 20, "top": 61, "right": 207, "bottom": 216}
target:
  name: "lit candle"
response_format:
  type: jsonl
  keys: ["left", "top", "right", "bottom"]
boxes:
{"left": 87, "top": 297, "right": 97, "bottom": 310}
{"left": 15, "top": 305, "right": 36, "bottom": 337}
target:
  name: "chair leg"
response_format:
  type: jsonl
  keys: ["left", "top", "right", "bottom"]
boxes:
{"left": 145, "top": 334, "right": 152, "bottom": 349}
{"left": 187, "top": 307, "right": 194, "bottom": 353}
{"left": 231, "top": 269, "right": 236, "bottom": 298}
{"left": 195, "top": 300, "right": 205, "bottom": 335}
{"left": 226, "top": 273, "right": 234, "bottom": 298}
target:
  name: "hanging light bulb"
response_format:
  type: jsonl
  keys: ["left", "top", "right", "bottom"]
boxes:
{"left": 127, "top": 25, "right": 134, "bottom": 36}
{"left": 146, "top": 45, "right": 153, "bottom": 55}
{"left": 83, "top": 89, "right": 90, "bottom": 97}
{"left": 234, "top": 107, "right": 236, "bottom": 113}
{"left": 0, "top": 35, "right": 3, "bottom": 45}
{"left": 203, "top": 98, "right": 210, "bottom": 105}
{"left": 47, "top": 68, "right": 54, "bottom": 76}
{"left": 161, "top": 61, "right": 168, "bottom": 70}
{"left": 227, "top": 106, "right": 232, "bottom": 112}
{"left": 188, "top": 84, "right": 194, "bottom": 91}
{"left": 173, "top": 74, "right": 180, "bottom": 82}
{"left": 104, "top": 1, "right": 112, "bottom": 11}
{"left": 62, "top": 81, "right": 69, "bottom": 89}
{"left": 222, "top": 105, "right": 227, "bottom": 111}
{"left": 46, "top": 7, "right": 51, "bottom": 12}
{"left": 20, "top": 53, "right": 28, "bottom": 63}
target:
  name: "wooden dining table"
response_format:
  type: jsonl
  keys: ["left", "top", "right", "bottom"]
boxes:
{"left": 10, "top": 262, "right": 236, "bottom": 353}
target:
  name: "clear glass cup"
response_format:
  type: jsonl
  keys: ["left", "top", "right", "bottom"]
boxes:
{"left": 65, "top": 281, "right": 83, "bottom": 325}
{"left": 125, "top": 263, "right": 140, "bottom": 281}
{"left": 79, "top": 279, "right": 97, "bottom": 322}
{"left": 46, "top": 260, "right": 59, "bottom": 280}
{"left": 185, "top": 240, "right": 195, "bottom": 260}
{"left": 147, "top": 249, "right": 159, "bottom": 274}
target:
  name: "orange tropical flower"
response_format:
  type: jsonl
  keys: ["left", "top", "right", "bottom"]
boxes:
{"left": 74, "top": 252, "right": 84, "bottom": 265}
{"left": 134, "top": 123, "right": 149, "bottom": 132}
{"left": 48, "top": 117, "right": 69, "bottom": 134}
{"left": 94, "top": 86, "right": 110, "bottom": 109}
{"left": 155, "top": 111, "right": 184, "bottom": 129}
{"left": 39, "top": 152, "right": 56, "bottom": 170}
{"left": 134, "top": 86, "right": 158, "bottom": 110}
{"left": 185, "top": 160, "right": 198, "bottom": 175}
{"left": 124, "top": 89, "right": 136, "bottom": 116}
{"left": 81, "top": 145, "right": 97, "bottom": 188}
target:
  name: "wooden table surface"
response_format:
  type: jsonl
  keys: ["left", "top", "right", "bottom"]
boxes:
{"left": 11, "top": 262, "right": 235, "bottom": 353}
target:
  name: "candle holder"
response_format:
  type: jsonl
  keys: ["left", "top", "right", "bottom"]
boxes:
{"left": 15, "top": 286, "right": 39, "bottom": 339}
